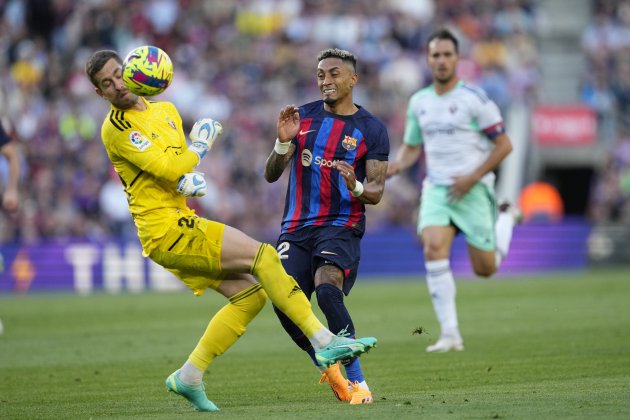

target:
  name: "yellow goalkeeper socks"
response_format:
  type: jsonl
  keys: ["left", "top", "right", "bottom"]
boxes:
{"left": 250, "top": 244, "right": 328, "bottom": 343}
{"left": 187, "top": 283, "right": 267, "bottom": 373}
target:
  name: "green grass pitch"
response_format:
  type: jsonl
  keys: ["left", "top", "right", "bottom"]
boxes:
{"left": 1, "top": 268, "right": 629, "bottom": 419}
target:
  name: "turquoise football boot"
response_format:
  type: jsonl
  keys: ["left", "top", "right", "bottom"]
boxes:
{"left": 165, "top": 370, "right": 219, "bottom": 412}
{"left": 315, "top": 336, "right": 377, "bottom": 368}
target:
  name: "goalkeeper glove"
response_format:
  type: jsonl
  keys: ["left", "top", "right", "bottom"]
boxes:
{"left": 176, "top": 172, "right": 207, "bottom": 197}
{"left": 188, "top": 118, "right": 223, "bottom": 161}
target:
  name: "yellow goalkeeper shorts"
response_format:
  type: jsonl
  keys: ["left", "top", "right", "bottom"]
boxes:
{"left": 148, "top": 215, "right": 226, "bottom": 295}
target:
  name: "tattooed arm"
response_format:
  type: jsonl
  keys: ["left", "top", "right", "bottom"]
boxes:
{"left": 333, "top": 159, "right": 388, "bottom": 205}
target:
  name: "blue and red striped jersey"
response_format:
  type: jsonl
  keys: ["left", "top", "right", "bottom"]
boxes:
{"left": 281, "top": 100, "right": 389, "bottom": 235}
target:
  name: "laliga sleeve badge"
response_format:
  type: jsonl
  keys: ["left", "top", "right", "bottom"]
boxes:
{"left": 129, "top": 130, "right": 152, "bottom": 151}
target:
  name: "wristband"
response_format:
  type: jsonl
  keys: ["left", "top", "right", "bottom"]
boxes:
{"left": 351, "top": 180, "right": 364, "bottom": 197}
{"left": 274, "top": 138, "right": 290, "bottom": 155}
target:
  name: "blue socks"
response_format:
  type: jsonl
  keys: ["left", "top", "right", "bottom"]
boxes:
{"left": 316, "top": 284, "right": 364, "bottom": 383}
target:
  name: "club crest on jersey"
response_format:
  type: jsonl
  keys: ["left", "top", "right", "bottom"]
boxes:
{"left": 342, "top": 135, "right": 358, "bottom": 151}
{"left": 168, "top": 120, "right": 176, "bottom": 129}
{"left": 449, "top": 103, "right": 458, "bottom": 114}
{"left": 129, "top": 131, "right": 151, "bottom": 151}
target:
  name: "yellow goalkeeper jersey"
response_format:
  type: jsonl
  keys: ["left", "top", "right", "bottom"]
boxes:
{"left": 101, "top": 97, "right": 199, "bottom": 255}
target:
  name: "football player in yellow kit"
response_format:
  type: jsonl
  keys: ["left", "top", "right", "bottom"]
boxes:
{"left": 85, "top": 50, "right": 376, "bottom": 412}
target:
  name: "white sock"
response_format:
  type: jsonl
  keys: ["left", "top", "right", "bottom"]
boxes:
{"left": 349, "top": 380, "right": 370, "bottom": 391}
{"left": 309, "top": 327, "right": 335, "bottom": 351}
{"left": 495, "top": 211, "right": 515, "bottom": 268}
{"left": 178, "top": 360, "right": 203, "bottom": 386}
{"left": 425, "top": 259, "right": 460, "bottom": 340}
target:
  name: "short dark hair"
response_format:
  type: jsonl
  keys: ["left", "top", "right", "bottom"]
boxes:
{"left": 317, "top": 48, "right": 357, "bottom": 72}
{"left": 85, "top": 50, "right": 122, "bottom": 87}
{"left": 427, "top": 28, "right": 459, "bottom": 54}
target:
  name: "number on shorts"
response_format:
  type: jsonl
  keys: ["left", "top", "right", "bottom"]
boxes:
{"left": 178, "top": 216, "right": 195, "bottom": 229}
{"left": 277, "top": 242, "right": 290, "bottom": 260}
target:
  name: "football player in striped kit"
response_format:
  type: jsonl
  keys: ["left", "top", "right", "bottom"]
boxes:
{"left": 265, "top": 48, "right": 389, "bottom": 404}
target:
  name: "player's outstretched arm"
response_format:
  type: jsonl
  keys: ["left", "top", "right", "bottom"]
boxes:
{"left": 264, "top": 105, "right": 299, "bottom": 183}
{"left": 126, "top": 119, "right": 221, "bottom": 183}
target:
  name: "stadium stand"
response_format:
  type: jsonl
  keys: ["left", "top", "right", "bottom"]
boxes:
{"left": 0, "top": 0, "right": 543, "bottom": 244}
{"left": 1, "top": 0, "right": 627, "bottom": 291}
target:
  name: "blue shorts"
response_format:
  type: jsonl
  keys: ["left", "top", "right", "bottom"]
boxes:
{"left": 277, "top": 225, "right": 361, "bottom": 296}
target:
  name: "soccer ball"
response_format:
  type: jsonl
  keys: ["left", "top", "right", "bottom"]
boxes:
{"left": 122, "top": 45, "right": 173, "bottom": 96}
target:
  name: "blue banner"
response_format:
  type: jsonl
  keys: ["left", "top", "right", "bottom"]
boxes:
{"left": 0, "top": 219, "right": 591, "bottom": 294}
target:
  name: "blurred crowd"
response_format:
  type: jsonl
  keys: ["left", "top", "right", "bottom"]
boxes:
{"left": 0, "top": 0, "right": 542, "bottom": 245}
{"left": 582, "top": 0, "right": 630, "bottom": 223}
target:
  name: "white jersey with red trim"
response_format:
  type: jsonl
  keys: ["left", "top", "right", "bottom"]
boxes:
{"left": 403, "top": 80, "right": 505, "bottom": 187}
